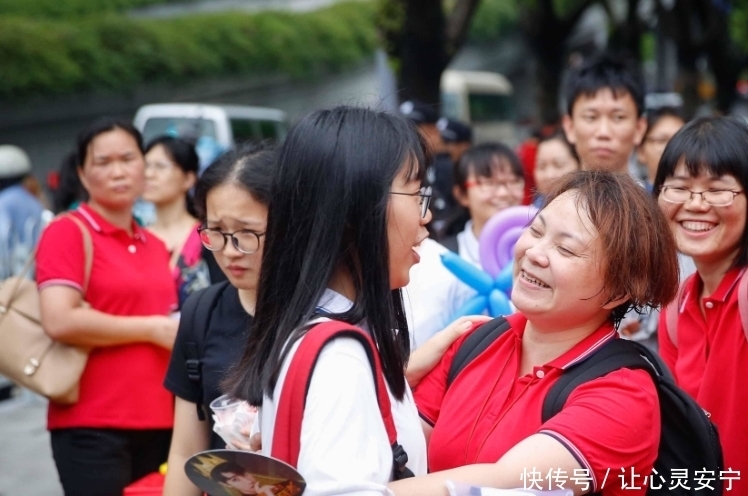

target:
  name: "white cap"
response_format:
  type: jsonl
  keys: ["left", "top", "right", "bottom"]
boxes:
{"left": 0, "top": 145, "right": 31, "bottom": 178}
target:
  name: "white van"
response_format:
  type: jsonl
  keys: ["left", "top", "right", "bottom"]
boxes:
{"left": 440, "top": 70, "right": 517, "bottom": 146}
{"left": 133, "top": 103, "right": 288, "bottom": 169}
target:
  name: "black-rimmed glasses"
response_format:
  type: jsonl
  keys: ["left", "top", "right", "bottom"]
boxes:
{"left": 197, "top": 227, "right": 265, "bottom": 254}
{"left": 390, "top": 186, "right": 433, "bottom": 218}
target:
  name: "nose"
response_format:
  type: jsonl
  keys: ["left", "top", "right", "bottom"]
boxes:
{"left": 683, "top": 191, "right": 711, "bottom": 211}
{"left": 523, "top": 240, "right": 549, "bottom": 267}
{"left": 595, "top": 118, "right": 612, "bottom": 139}
{"left": 110, "top": 161, "right": 127, "bottom": 178}
{"left": 221, "top": 236, "right": 244, "bottom": 259}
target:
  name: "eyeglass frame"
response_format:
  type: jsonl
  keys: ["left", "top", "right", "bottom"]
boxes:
{"left": 660, "top": 185, "right": 744, "bottom": 207}
{"left": 197, "top": 226, "right": 266, "bottom": 254}
{"left": 464, "top": 177, "right": 525, "bottom": 192}
{"left": 389, "top": 186, "right": 433, "bottom": 218}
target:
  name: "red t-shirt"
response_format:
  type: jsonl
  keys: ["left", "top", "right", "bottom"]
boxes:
{"left": 36, "top": 204, "right": 176, "bottom": 430}
{"left": 659, "top": 267, "right": 748, "bottom": 493}
{"left": 415, "top": 313, "right": 659, "bottom": 495}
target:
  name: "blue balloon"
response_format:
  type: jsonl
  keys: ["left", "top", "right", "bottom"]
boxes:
{"left": 494, "top": 261, "right": 514, "bottom": 294}
{"left": 451, "top": 294, "right": 488, "bottom": 322}
{"left": 488, "top": 289, "right": 512, "bottom": 316}
{"left": 440, "top": 252, "right": 494, "bottom": 294}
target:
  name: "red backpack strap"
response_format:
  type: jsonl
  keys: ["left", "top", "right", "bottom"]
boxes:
{"left": 271, "top": 321, "right": 412, "bottom": 479}
{"left": 737, "top": 268, "right": 748, "bottom": 343}
{"left": 665, "top": 275, "right": 693, "bottom": 348}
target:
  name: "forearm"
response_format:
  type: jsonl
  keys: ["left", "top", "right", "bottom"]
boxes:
{"left": 389, "top": 464, "right": 503, "bottom": 496}
{"left": 163, "top": 451, "right": 204, "bottom": 496}
{"left": 163, "top": 398, "right": 211, "bottom": 496}
{"left": 43, "top": 306, "right": 155, "bottom": 347}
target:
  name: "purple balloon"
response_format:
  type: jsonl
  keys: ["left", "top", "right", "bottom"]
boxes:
{"left": 479, "top": 206, "right": 537, "bottom": 277}
{"left": 496, "top": 227, "right": 524, "bottom": 269}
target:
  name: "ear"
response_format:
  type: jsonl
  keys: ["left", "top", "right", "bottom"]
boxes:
{"left": 453, "top": 184, "right": 470, "bottom": 208}
{"left": 633, "top": 115, "right": 647, "bottom": 147}
{"left": 77, "top": 166, "right": 90, "bottom": 193}
{"left": 184, "top": 171, "right": 197, "bottom": 191}
{"left": 561, "top": 115, "right": 576, "bottom": 145}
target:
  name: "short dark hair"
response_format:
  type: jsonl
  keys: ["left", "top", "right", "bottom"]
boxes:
{"left": 565, "top": 53, "right": 645, "bottom": 117}
{"left": 52, "top": 151, "right": 88, "bottom": 214}
{"left": 454, "top": 142, "right": 524, "bottom": 193}
{"left": 642, "top": 107, "right": 685, "bottom": 143}
{"left": 653, "top": 116, "right": 748, "bottom": 268}
{"left": 224, "top": 106, "right": 430, "bottom": 406}
{"left": 76, "top": 117, "right": 143, "bottom": 168}
{"left": 144, "top": 136, "right": 199, "bottom": 176}
{"left": 543, "top": 170, "right": 679, "bottom": 325}
{"left": 538, "top": 129, "right": 579, "bottom": 163}
{"left": 145, "top": 136, "right": 201, "bottom": 216}
{"left": 193, "top": 142, "right": 276, "bottom": 223}
{"left": 211, "top": 461, "right": 248, "bottom": 483}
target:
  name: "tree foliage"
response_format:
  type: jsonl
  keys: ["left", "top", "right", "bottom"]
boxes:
{"left": 0, "top": 0, "right": 189, "bottom": 18}
{"left": 0, "top": 2, "right": 379, "bottom": 100}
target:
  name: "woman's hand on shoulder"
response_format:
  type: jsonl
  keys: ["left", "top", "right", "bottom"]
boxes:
{"left": 406, "top": 315, "right": 491, "bottom": 389}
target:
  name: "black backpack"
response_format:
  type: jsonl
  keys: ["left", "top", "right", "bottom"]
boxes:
{"left": 180, "top": 281, "right": 230, "bottom": 421}
{"left": 447, "top": 317, "right": 724, "bottom": 496}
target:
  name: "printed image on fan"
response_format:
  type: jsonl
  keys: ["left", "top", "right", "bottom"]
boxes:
{"left": 185, "top": 449, "right": 306, "bottom": 496}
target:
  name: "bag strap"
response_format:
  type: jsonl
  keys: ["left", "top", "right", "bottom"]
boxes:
{"left": 184, "top": 281, "right": 229, "bottom": 421}
{"left": 271, "top": 320, "right": 413, "bottom": 480}
{"left": 664, "top": 274, "right": 694, "bottom": 348}
{"left": 541, "top": 339, "right": 665, "bottom": 423}
{"left": 446, "top": 317, "right": 512, "bottom": 388}
{"left": 64, "top": 214, "right": 94, "bottom": 294}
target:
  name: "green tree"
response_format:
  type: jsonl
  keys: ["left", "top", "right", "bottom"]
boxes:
{"left": 377, "top": 0, "right": 487, "bottom": 107}
{"left": 660, "top": 0, "right": 748, "bottom": 114}
{"left": 519, "top": 0, "right": 601, "bottom": 125}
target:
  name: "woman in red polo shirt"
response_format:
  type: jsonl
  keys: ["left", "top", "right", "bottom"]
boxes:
{"left": 36, "top": 118, "right": 178, "bottom": 496}
{"left": 390, "top": 171, "right": 679, "bottom": 496}
{"left": 654, "top": 116, "right": 748, "bottom": 492}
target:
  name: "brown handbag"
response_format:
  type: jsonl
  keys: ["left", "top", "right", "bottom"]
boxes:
{"left": 0, "top": 214, "right": 93, "bottom": 404}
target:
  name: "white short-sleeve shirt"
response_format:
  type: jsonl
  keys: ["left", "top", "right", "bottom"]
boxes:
{"left": 256, "top": 290, "right": 427, "bottom": 496}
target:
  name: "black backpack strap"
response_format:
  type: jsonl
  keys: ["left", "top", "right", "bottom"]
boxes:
{"left": 446, "top": 317, "right": 512, "bottom": 388}
{"left": 438, "top": 235, "right": 459, "bottom": 254}
{"left": 542, "top": 339, "right": 656, "bottom": 423}
{"left": 184, "top": 281, "right": 230, "bottom": 421}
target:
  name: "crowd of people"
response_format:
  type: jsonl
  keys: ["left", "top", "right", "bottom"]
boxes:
{"left": 0, "top": 51, "right": 746, "bottom": 496}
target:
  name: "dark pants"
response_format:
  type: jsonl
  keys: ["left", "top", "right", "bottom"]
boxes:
{"left": 50, "top": 427, "right": 172, "bottom": 496}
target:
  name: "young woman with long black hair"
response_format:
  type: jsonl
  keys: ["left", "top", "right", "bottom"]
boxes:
{"left": 224, "top": 106, "right": 434, "bottom": 494}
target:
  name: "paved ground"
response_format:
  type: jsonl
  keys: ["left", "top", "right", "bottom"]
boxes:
{"left": 0, "top": 392, "right": 63, "bottom": 496}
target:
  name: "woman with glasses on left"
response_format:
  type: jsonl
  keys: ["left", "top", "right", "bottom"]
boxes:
{"left": 163, "top": 143, "right": 276, "bottom": 496}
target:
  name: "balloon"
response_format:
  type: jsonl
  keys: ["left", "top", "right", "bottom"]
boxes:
{"left": 453, "top": 295, "right": 489, "bottom": 319}
{"left": 495, "top": 226, "right": 524, "bottom": 270}
{"left": 494, "top": 262, "right": 514, "bottom": 294}
{"left": 440, "top": 252, "right": 493, "bottom": 294}
{"left": 488, "top": 289, "right": 512, "bottom": 316}
{"left": 479, "top": 206, "right": 538, "bottom": 277}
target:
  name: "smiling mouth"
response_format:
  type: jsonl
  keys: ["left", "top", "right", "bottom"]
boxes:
{"left": 520, "top": 270, "right": 550, "bottom": 289}
{"left": 680, "top": 221, "right": 716, "bottom": 233}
